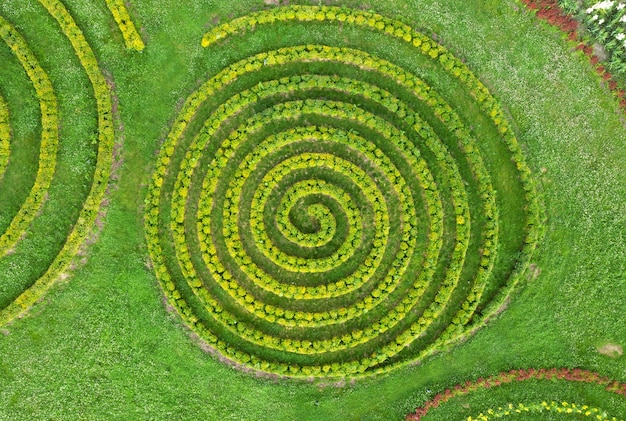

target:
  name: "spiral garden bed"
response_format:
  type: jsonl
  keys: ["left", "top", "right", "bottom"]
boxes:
{"left": 0, "top": 0, "right": 624, "bottom": 420}
{"left": 145, "top": 5, "right": 542, "bottom": 379}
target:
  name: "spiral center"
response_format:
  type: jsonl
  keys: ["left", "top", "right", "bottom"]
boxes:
{"left": 285, "top": 195, "right": 336, "bottom": 245}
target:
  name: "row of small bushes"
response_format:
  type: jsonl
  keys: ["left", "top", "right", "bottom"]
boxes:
{"left": 0, "top": 0, "right": 114, "bottom": 326}
{"left": 193, "top": 104, "right": 427, "bottom": 330}
{"left": 153, "top": 65, "right": 436, "bottom": 304}
{"left": 267, "top": 177, "right": 352, "bottom": 249}
{"left": 202, "top": 6, "right": 544, "bottom": 332}
{"left": 211, "top": 129, "right": 386, "bottom": 275}
{"left": 231, "top": 154, "right": 380, "bottom": 277}
{"left": 0, "top": 94, "right": 10, "bottom": 181}
{"left": 193, "top": 96, "right": 421, "bottom": 287}
{"left": 200, "top": 4, "right": 541, "bottom": 213}
{"left": 201, "top": 5, "right": 416, "bottom": 48}
{"left": 203, "top": 124, "right": 419, "bottom": 327}
{"left": 177, "top": 100, "right": 427, "bottom": 339}
{"left": 104, "top": 0, "right": 144, "bottom": 51}
{"left": 468, "top": 401, "right": 618, "bottom": 420}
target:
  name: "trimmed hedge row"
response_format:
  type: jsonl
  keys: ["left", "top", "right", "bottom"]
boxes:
{"left": 170, "top": 98, "right": 434, "bottom": 349}
{"left": 189, "top": 90, "right": 430, "bottom": 292}
{"left": 0, "top": 15, "right": 59, "bottom": 258}
{"left": 145, "top": 6, "right": 543, "bottom": 378}
{"left": 151, "top": 65, "right": 445, "bottom": 346}
{"left": 201, "top": 5, "right": 541, "bottom": 214}
{"left": 220, "top": 140, "right": 389, "bottom": 281}
{"left": 104, "top": 0, "right": 144, "bottom": 51}
{"left": 269, "top": 176, "right": 351, "bottom": 249}
{"left": 0, "top": 0, "right": 115, "bottom": 326}
{"left": 0, "top": 94, "right": 10, "bottom": 182}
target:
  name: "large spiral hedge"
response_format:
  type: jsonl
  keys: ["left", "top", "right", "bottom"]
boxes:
{"left": 145, "top": 5, "right": 544, "bottom": 378}
{"left": 0, "top": 0, "right": 115, "bottom": 325}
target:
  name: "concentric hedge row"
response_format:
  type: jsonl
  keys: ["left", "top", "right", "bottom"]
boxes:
{"left": 145, "top": 5, "right": 544, "bottom": 378}
{"left": 0, "top": 14, "right": 59, "bottom": 257}
{"left": 0, "top": 0, "right": 115, "bottom": 325}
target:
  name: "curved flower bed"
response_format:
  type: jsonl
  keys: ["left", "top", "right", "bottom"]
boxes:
{"left": 0, "top": 15, "right": 59, "bottom": 259}
{"left": 407, "top": 368, "right": 626, "bottom": 420}
{"left": 468, "top": 401, "right": 621, "bottom": 420}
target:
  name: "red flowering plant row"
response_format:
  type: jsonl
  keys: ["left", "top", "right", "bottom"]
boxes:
{"left": 407, "top": 368, "right": 626, "bottom": 420}
{"left": 519, "top": 0, "right": 626, "bottom": 113}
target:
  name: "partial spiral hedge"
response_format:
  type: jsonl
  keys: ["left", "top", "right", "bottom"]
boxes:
{"left": 145, "top": 5, "right": 544, "bottom": 378}
{"left": 0, "top": 0, "right": 115, "bottom": 325}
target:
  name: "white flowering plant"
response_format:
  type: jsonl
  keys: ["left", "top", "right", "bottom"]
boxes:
{"left": 560, "top": 0, "right": 626, "bottom": 74}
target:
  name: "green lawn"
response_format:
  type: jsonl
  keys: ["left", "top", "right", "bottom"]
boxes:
{"left": 0, "top": 0, "right": 625, "bottom": 420}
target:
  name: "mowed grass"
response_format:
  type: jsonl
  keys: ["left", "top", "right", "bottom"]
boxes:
{"left": 0, "top": 0, "right": 625, "bottom": 420}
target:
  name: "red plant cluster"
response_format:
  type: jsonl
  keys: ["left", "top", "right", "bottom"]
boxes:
{"left": 520, "top": 0, "right": 626, "bottom": 112}
{"left": 522, "top": 0, "right": 579, "bottom": 37}
{"left": 406, "top": 368, "right": 626, "bottom": 420}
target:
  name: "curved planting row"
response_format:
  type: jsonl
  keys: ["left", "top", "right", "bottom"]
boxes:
{"left": 0, "top": 94, "right": 10, "bottom": 181}
{"left": 0, "top": 0, "right": 114, "bottom": 325}
{"left": 104, "top": 0, "right": 144, "bottom": 51}
{"left": 467, "top": 401, "right": 620, "bottom": 420}
{"left": 145, "top": 5, "right": 544, "bottom": 378}
{"left": 407, "top": 368, "right": 626, "bottom": 420}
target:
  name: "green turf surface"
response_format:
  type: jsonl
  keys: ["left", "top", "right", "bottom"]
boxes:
{"left": 0, "top": 0, "right": 625, "bottom": 420}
